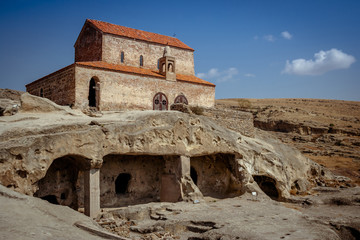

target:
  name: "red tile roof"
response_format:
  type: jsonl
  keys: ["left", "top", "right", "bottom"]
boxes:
{"left": 86, "top": 19, "right": 194, "bottom": 51}
{"left": 76, "top": 61, "right": 215, "bottom": 87}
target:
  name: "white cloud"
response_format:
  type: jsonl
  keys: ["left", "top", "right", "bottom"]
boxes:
{"left": 196, "top": 67, "right": 239, "bottom": 82}
{"left": 281, "top": 31, "right": 292, "bottom": 40}
{"left": 264, "top": 35, "right": 275, "bottom": 42}
{"left": 282, "top": 48, "right": 356, "bottom": 75}
{"left": 244, "top": 73, "right": 255, "bottom": 78}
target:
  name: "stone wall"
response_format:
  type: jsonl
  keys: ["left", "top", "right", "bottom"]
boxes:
{"left": 201, "top": 108, "right": 254, "bottom": 137}
{"left": 102, "top": 34, "right": 195, "bottom": 75}
{"left": 74, "top": 65, "right": 215, "bottom": 110}
{"left": 26, "top": 65, "right": 75, "bottom": 106}
{"left": 75, "top": 24, "right": 102, "bottom": 62}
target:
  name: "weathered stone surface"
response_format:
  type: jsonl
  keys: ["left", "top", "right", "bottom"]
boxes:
{"left": 0, "top": 94, "right": 335, "bottom": 203}
{"left": 20, "top": 92, "right": 74, "bottom": 113}
{"left": 0, "top": 184, "right": 111, "bottom": 240}
{"left": 100, "top": 188, "right": 360, "bottom": 240}
{"left": 0, "top": 88, "right": 23, "bottom": 116}
{"left": 0, "top": 98, "right": 19, "bottom": 116}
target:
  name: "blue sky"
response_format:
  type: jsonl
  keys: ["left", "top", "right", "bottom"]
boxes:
{"left": 0, "top": 0, "right": 359, "bottom": 100}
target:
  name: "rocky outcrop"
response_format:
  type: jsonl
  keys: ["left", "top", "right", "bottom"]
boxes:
{"left": 20, "top": 92, "right": 75, "bottom": 113}
{"left": 0, "top": 93, "right": 337, "bottom": 203}
{"left": 0, "top": 88, "right": 23, "bottom": 116}
{"left": 217, "top": 98, "right": 360, "bottom": 186}
{"left": 0, "top": 184, "right": 125, "bottom": 240}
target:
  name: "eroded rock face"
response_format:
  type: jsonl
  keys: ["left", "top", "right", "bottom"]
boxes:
{"left": 0, "top": 93, "right": 337, "bottom": 206}
{"left": 0, "top": 88, "right": 23, "bottom": 116}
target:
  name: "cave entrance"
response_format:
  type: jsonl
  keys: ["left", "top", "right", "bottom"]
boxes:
{"left": 190, "top": 166, "right": 198, "bottom": 185}
{"left": 190, "top": 154, "right": 241, "bottom": 198}
{"left": 115, "top": 173, "right": 131, "bottom": 194}
{"left": 253, "top": 175, "right": 279, "bottom": 200}
{"left": 101, "top": 154, "right": 165, "bottom": 207}
{"left": 34, "top": 155, "right": 88, "bottom": 210}
{"left": 41, "top": 195, "right": 59, "bottom": 205}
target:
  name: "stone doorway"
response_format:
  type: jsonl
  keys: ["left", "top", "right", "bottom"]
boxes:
{"left": 153, "top": 92, "right": 168, "bottom": 110}
{"left": 88, "top": 77, "right": 100, "bottom": 109}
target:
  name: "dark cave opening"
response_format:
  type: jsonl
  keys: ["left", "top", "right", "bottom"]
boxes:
{"left": 253, "top": 175, "right": 279, "bottom": 200}
{"left": 190, "top": 166, "right": 198, "bottom": 185}
{"left": 41, "top": 195, "right": 59, "bottom": 205}
{"left": 115, "top": 173, "right": 131, "bottom": 194}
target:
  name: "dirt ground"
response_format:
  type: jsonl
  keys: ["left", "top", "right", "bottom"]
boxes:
{"left": 97, "top": 187, "right": 360, "bottom": 240}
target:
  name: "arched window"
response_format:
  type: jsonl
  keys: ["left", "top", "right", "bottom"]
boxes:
{"left": 157, "top": 59, "right": 159, "bottom": 69}
{"left": 88, "top": 77, "right": 100, "bottom": 108}
{"left": 174, "top": 94, "right": 188, "bottom": 105}
{"left": 115, "top": 173, "right": 131, "bottom": 194}
{"left": 40, "top": 88, "right": 44, "bottom": 97}
{"left": 121, "top": 51, "right": 124, "bottom": 63}
{"left": 153, "top": 92, "right": 168, "bottom": 110}
{"left": 168, "top": 63, "right": 173, "bottom": 72}
{"left": 140, "top": 55, "right": 144, "bottom": 67}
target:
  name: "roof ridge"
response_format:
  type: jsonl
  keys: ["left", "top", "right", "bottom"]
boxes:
{"left": 86, "top": 19, "right": 194, "bottom": 51}
{"left": 87, "top": 19, "right": 179, "bottom": 40}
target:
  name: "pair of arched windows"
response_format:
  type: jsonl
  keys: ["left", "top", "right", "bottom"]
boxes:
{"left": 153, "top": 93, "right": 188, "bottom": 110}
{"left": 121, "top": 52, "right": 143, "bottom": 67}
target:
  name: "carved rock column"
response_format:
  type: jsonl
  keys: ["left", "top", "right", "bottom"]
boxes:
{"left": 84, "top": 168, "right": 100, "bottom": 218}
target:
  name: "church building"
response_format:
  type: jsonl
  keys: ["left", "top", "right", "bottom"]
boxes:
{"left": 26, "top": 19, "right": 215, "bottom": 111}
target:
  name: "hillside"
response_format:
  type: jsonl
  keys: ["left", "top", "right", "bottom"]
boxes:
{"left": 217, "top": 98, "right": 360, "bottom": 185}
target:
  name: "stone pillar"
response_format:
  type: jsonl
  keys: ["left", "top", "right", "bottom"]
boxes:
{"left": 160, "top": 156, "right": 190, "bottom": 202}
{"left": 178, "top": 155, "right": 190, "bottom": 177}
{"left": 84, "top": 168, "right": 100, "bottom": 218}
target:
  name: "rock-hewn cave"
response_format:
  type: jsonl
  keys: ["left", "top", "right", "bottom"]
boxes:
{"left": 190, "top": 154, "right": 242, "bottom": 198}
{"left": 34, "top": 155, "right": 88, "bottom": 209}
{"left": 253, "top": 175, "right": 279, "bottom": 200}
{"left": 100, "top": 155, "right": 165, "bottom": 207}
